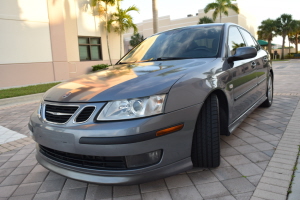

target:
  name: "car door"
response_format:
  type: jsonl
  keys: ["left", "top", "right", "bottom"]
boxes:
{"left": 251, "top": 36, "right": 269, "bottom": 99}
{"left": 239, "top": 28, "right": 268, "bottom": 100}
{"left": 226, "top": 26, "right": 258, "bottom": 121}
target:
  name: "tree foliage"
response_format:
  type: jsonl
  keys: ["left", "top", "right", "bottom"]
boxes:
{"left": 108, "top": 3, "right": 139, "bottom": 58}
{"left": 275, "top": 14, "right": 295, "bottom": 59}
{"left": 198, "top": 16, "right": 214, "bottom": 24}
{"left": 91, "top": 0, "right": 118, "bottom": 65}
{"left": 204, "top": 0, "right": 239, "bottom": 22}
{"left": 257, "top": 19, "right": 277, "bottom": 54}
{"left": 288, "top": 20, "right": 300, "bottom": 53}
{"left": 129, "top": 33, "right": 144, "bottom": 47}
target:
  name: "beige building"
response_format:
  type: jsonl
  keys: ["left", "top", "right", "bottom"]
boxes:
{"left": 0, "top": 0, "right": 122, "bottom": 89}
{"left": 124, "top": 3, "right": 257, "bottom": 51}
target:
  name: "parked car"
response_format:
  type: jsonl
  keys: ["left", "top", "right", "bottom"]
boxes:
{"left": 28, "top": 23, "right": 273, "bottom": 185}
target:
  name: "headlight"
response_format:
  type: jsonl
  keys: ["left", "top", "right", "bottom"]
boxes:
{"left": 37, "top": 103, "right": 42, "bottom": 118}
{"left": 97, "top": 94, "right": 166, "bottom": 121}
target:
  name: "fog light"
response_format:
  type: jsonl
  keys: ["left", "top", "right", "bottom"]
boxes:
{"left": 125, "top": 150, "right": 162, "bottom": 168}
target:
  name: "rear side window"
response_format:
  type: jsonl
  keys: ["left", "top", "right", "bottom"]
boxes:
{"left": 239, "top": 29, "right": 257, "bottom": 50}
{"left": 227, "top": 26, "right": 246, "bottom": 56}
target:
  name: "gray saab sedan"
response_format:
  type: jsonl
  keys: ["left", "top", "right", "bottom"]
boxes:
{"left": 28, "top": 23, "right": 273, "bottom": 185}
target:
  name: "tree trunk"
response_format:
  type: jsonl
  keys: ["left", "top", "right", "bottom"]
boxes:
{"left": 152, "top": 0, "right": 158, "bottom": 34}
{"left": 289, "top": 38, "right": 291, "bottom": 58}
{"left": 120, "top": 29, "right": 122, "bottom": 59}
{"left": 267, "top": 38, "right": 272, "bottom": 55}
{"left": 281, "top": 34, "right": 286, "bottom": 60}
{"left": 220, "top": 13, "right": 221, "bottom": 23}
{"left": 120, "top": 33, "right": 122, "bottom": 59}
{"left": 105, "top": 4, "right": 112, "bottom": 66}
{"left": 296, "top": 33, "right": 299, "bottom": 53}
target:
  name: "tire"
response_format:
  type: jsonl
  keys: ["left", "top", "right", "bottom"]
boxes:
{"left": 220, "top": 108, "right": 230, "bottom": 136}
{"left": 261, "top": 73, "right": 273, "bottom": 107}
{"left": 191, "top": 94, "right": 220, "bottom": 168}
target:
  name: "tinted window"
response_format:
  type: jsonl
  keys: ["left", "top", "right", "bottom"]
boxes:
{"left": 120, "top": 26, "right": 222, "bottom": 63}
{"left": 227, "top": 26, "right": 245, "bottom": 56}
{"left": 239, "top": 29, "right": 257, "bottom": 49}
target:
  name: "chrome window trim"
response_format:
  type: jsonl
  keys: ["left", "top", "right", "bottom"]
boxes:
{"left": 43, "top": 103, "right": 80, "bottom": 125}
{"left": 73, "top": 106, "right": 97, "bottom": 124}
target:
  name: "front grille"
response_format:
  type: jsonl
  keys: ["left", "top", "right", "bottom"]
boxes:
{"left": 39, "top": 145, "right": 127, "bottom": 170}
{"left": 45, "top": 104, "right": 78, "bottom": 123}
{"left": 75, "top": 107, "right": 95, "bottom": 122}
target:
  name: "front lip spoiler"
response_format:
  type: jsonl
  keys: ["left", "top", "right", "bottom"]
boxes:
{"left": 36, "top": 151, "right": 192, "bottom": 185}
{"left": 79, "top": 123, "right": 184, "bottom": 145}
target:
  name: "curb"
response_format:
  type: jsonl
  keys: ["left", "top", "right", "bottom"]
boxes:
{"left": 0, "top": 93, "right": 43, "bottom": 109}
{"left": 250, "top": 98, "right": 300, "bottom": 200}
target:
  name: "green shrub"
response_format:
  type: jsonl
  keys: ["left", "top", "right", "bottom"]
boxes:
{"left": 92, "top": 64, "right": 109, "bottom": 72}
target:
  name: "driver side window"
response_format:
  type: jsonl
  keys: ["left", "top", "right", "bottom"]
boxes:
{"left": 227, "top": 27, "right": 246, "bottom": 56}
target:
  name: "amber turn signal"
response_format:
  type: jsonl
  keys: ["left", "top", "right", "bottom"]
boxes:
{"left": 156, "top": 124, "right": 184, "bottom": 137}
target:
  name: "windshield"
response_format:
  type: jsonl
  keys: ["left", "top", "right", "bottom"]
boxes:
{"left": 120, "top": 25, "right": 223, "bottom": 63}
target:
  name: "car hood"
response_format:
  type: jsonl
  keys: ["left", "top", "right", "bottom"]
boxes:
{"left": 43, "top": 58, "right": 216, "bottom": 102}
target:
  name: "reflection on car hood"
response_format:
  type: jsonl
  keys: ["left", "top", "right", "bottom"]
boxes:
{"left": 43, "top": 58, "right": 216, "bottom": 102}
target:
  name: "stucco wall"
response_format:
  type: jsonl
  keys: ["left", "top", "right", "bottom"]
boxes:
{"left": 0, "top": 0, "right": 52, "bottom": 64}
{"left": 0, "top": 0, "right": 122, "bottom": 88}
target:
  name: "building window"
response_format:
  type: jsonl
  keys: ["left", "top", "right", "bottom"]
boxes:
{"left": 78, "top": 37, "right": 102, "bottom": 61}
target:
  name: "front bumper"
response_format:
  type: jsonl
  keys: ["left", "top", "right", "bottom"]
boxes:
{"left": 37, "top": 150, "right": 192, "bottom": 185}
{"left": 30, "top": 103, "right": 201, "bottom": 185}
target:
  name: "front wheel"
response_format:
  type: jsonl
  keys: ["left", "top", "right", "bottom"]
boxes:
{"left": 261, "top": 74, "right": 273, "bottom": 107}
{"left": 191, "top": 94, "right": 220, "bottom": 168}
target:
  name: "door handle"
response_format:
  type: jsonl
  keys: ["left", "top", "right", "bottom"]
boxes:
{"left": 251, "top": 61, "right": 256, "bottom": 68}
{"left": 263, "top": 57, "right": 268, "bottom": 63}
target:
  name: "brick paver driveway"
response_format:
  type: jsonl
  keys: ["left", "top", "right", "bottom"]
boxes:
{"left": 0, "top": 60, "right": 300, "bottom": 200}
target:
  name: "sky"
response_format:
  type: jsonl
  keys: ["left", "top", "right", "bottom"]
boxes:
{"left": 121, "top": 0, "right": 300, "bottom": 46}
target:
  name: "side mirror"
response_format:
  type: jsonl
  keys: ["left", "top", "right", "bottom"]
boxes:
{"left": 227, "top": 47, "right": 257, "bottom": 63}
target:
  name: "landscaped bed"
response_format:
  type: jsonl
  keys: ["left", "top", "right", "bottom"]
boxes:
{"left": 0, "top": 82, "right": 61, "bottom": 99}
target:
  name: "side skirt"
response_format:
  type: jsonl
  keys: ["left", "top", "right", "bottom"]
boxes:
{"left": 228, "top": 95, "right": 267, "bottom": 134}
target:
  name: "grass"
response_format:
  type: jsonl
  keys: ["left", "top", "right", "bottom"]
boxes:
{"left": 0, "top": 82, "right": 61, "bottom": 99}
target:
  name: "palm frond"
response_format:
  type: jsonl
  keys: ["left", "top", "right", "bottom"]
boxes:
{"left": 125, "top": 5, "right": 139, "bottom": 13}
{"left": 227, "top": 4, "right": 239, "bottom": 14}
{"left": 212, "top": 9, "right": 219, "bottom": 21}
{"left": 204, "top": 0, "right": 239, "bottom": 21}
{"left": 204, "top": 3, "right": 219, "bottom": 13}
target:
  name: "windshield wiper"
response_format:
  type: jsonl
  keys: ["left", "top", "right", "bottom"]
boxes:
{"left": 118, "top": 61, "right": 136, "bottom": 64}
{"left": 119, "top": 58, "right": 154, "bottom": 64}
{"left": 154, "top": 57, "right": 191, "bottom": 61}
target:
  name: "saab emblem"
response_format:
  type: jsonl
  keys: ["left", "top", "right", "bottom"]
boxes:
{"left": 62, "top": 92, "right": 72, "bottom": 98}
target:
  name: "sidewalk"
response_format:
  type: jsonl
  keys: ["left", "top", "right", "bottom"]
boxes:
{"left": 0, "top": 60, "right": 299, "bottom": 200}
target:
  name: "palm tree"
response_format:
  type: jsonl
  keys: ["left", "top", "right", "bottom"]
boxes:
{"left": 91, "top": 0, "right": 117, "bottom": 66}
{"left": 275, "top": 14, "right": 295, "bottom": 59}
{"left": 204, "top": 0, "right": 239, "bottom": 22}
{"left": 287, "top": 20, "right": 299, "bottom": 57}
{"left": 198, "top": 16, "right": 214, "bottom": 24}
{"left": 152, "top": 0, "right": 158, "bottom": 33}
{"left": 257, "top": 19, "right": 277, "bottom": 55}
{"left": 129, "top": 33, "right": 144, "bottom": 48}
{"left": 289, "top": 20, "right": 300, "bottom": 53}
{"left": 108, "top": 3, "right": 139, "bottom": 58}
